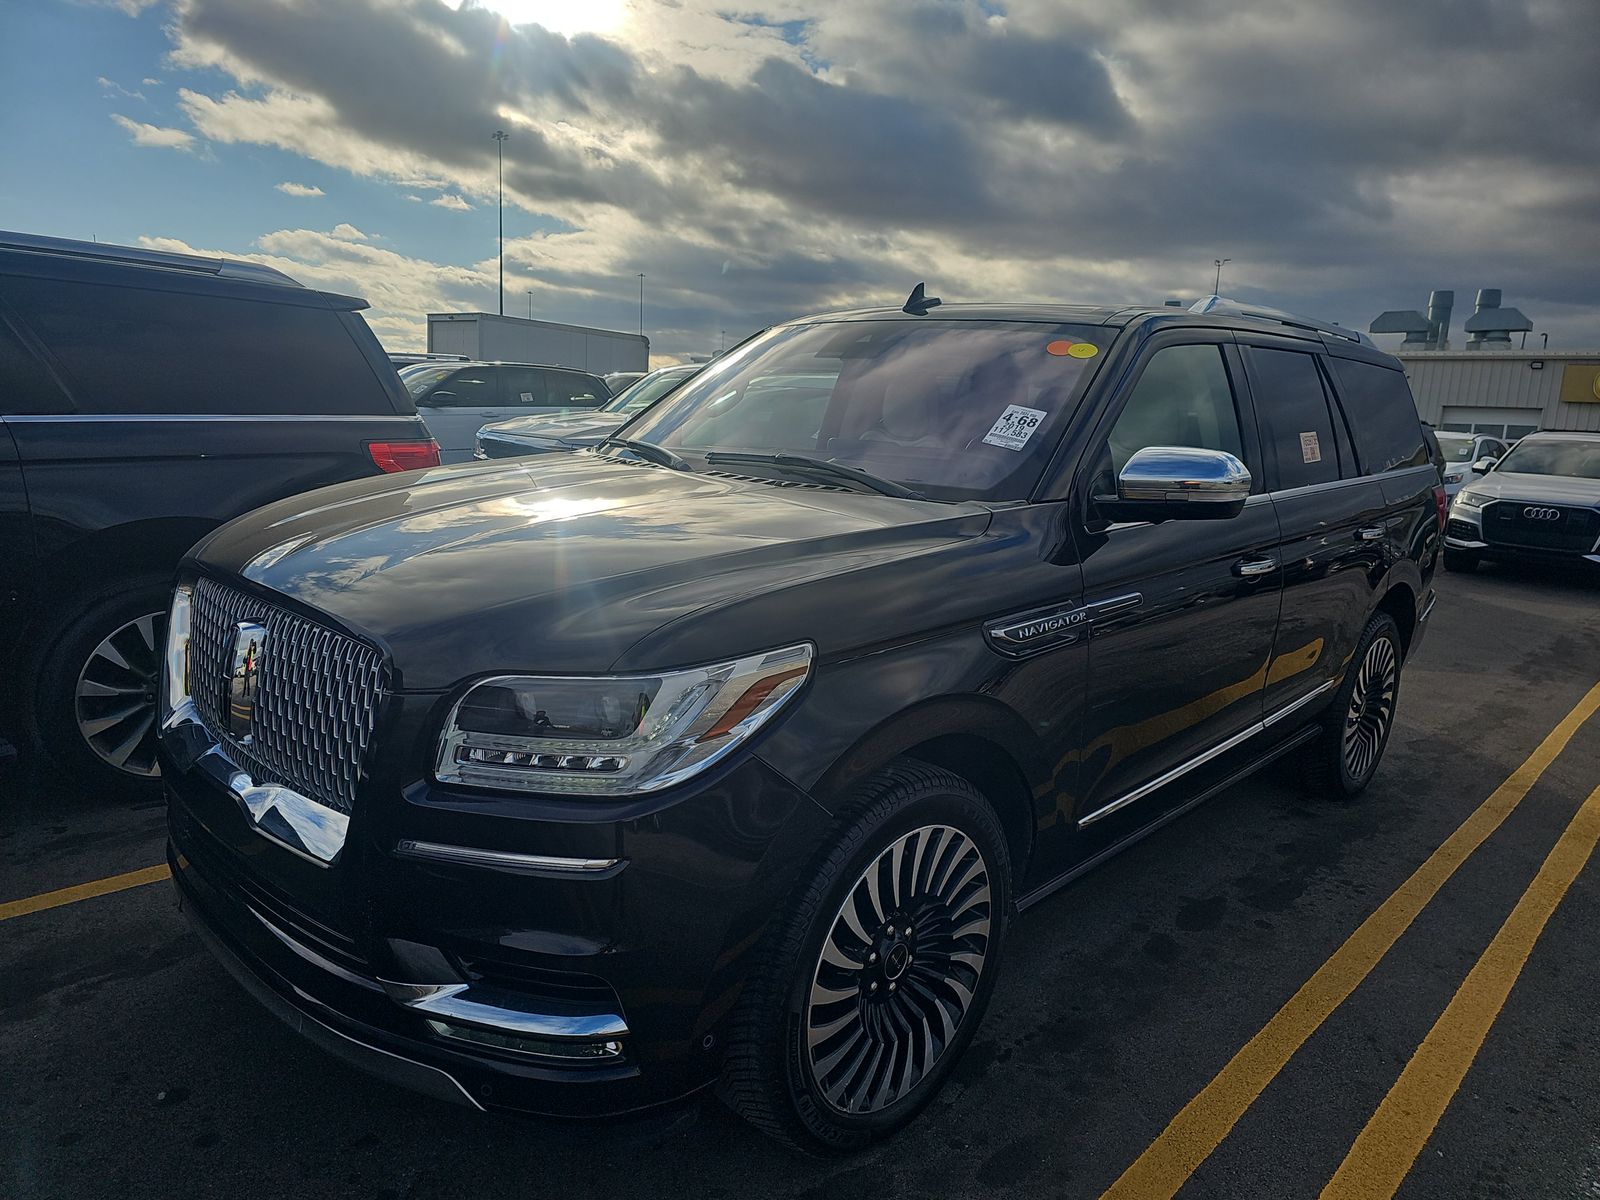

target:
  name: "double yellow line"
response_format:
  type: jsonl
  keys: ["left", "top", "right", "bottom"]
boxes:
{"left": 1103, "top": 680, "right": 1600, "bottom": 1200}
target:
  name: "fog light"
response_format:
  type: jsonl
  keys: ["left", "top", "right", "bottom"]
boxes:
{"left": 424, "top": 1019, "right": 623, "bottom": 1061}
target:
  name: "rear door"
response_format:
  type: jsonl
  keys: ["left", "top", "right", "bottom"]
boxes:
{"left": 1240, "top": 338, "right": 1389, "bottom": 718}
{"left": 1072, "top": 333, "right": 1283, "bottom": 839}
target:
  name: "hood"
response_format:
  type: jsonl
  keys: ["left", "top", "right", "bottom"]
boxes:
{"left": 191, "top": 455, "right": 992, "bottom": 689}
{"left": 1458, "top": 471, "right": 1600, "bottom": 508}
{"left": 480, "top": 410, "right": 625, "bottom": 446}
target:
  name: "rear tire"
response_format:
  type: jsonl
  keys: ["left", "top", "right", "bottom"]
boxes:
{"left": 720, "top": 760, "right": 1011, "bottom": 1152}
{"left": 1305, "top": 612, "right": 1403, "bottom": 800}
{"left": 31, "top": 574, "right": 173, "bottom": 795}
{"left": 1442, "top": 548, "right": 1479, "bottom": 573}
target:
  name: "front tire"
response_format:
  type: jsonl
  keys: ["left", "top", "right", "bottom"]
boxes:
{"left": 721, "top": 760, "right": 1011, "bottom": 1152}
{"left": 1305, "top": 612, "right": 1403, "bottom": 799}
{"left": 32, "top": 574, "right": 172, "bottom": 792}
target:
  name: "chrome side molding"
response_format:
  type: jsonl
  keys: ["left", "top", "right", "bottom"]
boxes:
{"left": 1077, "top": 677, "right": 1340, "bottom": 829}
{"left": 378, "top": 979, "right": 630, "bottom": 1041}
{"left": 394, "top": 840, "right": 623, "bottom": 876}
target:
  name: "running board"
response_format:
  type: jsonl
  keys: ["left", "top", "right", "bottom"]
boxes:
{"left": 1016, "top": 724, "right": 1320, "bottom": 913}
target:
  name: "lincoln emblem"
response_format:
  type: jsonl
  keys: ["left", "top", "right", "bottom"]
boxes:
{"left": 227, "top": 621, "right": 267, "bottom": 742}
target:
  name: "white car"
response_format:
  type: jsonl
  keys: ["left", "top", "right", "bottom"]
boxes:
{"left": 1437, "top": 431, "right": 1510, "bottom": 499}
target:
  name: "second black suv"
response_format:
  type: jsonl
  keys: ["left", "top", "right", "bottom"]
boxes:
{"left": 0, "top": 231, "right": 438, "bottom": 789}
{"left": 160, "top": 296, "right": 1440, "bottom": 1150}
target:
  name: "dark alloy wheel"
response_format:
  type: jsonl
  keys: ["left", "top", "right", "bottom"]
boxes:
{"left": 804, "top": 824, "right": 992, "bottom": 1115}
{"left": 1341, "top": 635, "right": 1397, "bottom": 782}
{"left": 74, "top": 611, "right": 167, "bottom": 778}
{"left": 1304, "top": 610, "right": 1403, "bottom": 799}
{"left": 720, "top": 760, "right": 1011, "bottom": 1152}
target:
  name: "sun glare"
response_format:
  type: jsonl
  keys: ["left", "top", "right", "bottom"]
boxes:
{"left": 451, "top": 0, "right": 627, "bottom": 38}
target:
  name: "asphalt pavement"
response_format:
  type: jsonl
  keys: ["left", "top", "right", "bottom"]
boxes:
{"left": 4, "top": 558, "right": 1599, "bottom": 1200}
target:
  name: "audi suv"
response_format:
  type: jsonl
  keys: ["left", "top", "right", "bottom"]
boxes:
{"left": 1443, "top": 431, "right": 1600, "bottom": 572}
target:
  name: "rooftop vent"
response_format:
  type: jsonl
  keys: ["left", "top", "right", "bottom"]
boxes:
{"left": 1463, "top": 288, "right": 1533, "bottom": 349}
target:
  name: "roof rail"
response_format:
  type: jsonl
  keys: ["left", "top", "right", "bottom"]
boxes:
{"left": 1189, "top": 294, "right": 1374, "bottom": 347}
{"left": 0, "top": 230, "right": 303, "bottom": 289}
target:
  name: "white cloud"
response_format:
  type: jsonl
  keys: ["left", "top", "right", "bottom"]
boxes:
{"left": 275, "top": 181, "right": 325, "bottom": 197}
{"left": 329, "top": 223, "right": 369, "bottom": 241}
{"left": 142, "top": 77, "right": 163, "bottom": 87}
{"left": 429, "top": 194, "right": 473, "bottom": 211}
{"left": 403, "top": 194, "right": 423, "bottom": 202}
{"left": 110, "top": 113, "right": 196, "bottom": 151}
{"left": 97, "top": 76, "right": 146, "bottom": 101}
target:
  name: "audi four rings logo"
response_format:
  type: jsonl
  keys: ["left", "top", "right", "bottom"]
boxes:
{"left": 1522, "top": 506, "right": 1562, "bottom": 521}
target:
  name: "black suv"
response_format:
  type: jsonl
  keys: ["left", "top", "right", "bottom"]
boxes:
{"left": 160, "top": 297, "right": 1441, "bottom": 1150}
{"left": 0, "top": 231, "right": 437, "bottom": 788}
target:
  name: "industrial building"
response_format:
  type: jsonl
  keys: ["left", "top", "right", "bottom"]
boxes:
{"left": 1372, "top": 287, "right": 1599, "bottom": 437}
{"left": 426, "top": 312, "right": 649, "bottom": 374}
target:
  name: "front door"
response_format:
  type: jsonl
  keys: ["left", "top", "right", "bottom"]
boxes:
{"left": 1072, "top": 334, "right": 1283, "bottom": 840}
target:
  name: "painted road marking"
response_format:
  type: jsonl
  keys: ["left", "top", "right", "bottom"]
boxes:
{"left": 1100, "top": 679, "right": 1600, "bottom": 1200}
{"left": 1320, "top": 778, "right": 1600, "bottom": 1199}
{"left": 0, "top": 863, "right": 171, "bottom": 922}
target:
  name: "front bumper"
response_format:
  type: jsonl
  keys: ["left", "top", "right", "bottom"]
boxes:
{"left": 1445, "top": 506, "right": 1600, "bottom": 563}
{"left": 161, "top": 700, "right": 831, "bottom": 1118}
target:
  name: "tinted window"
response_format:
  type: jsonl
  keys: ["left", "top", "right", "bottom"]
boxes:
{"left": 499, "top": 366, "right": 547, "bottom": 407}
{"left": 5, "top": 276, "right": 392, "bottom": 415}
{"left": 1435, "top": 433, "right": 1477, "bottom": 462}
{"left": 420, "top": 366, "right": 496, "bottom": 407}
{"left": 0, "top": 313, "right": 72, "bottom": 414}
{"left": 1106, "top": 344, "right": 1245, "bottom": 476}
{"left": 541, "top": 370, "right": 607, "bottom": 407}
{"left": 399, "top": 363, "right": 456, "bottom": 399}
{"left": 1494, "top": 439, "right": 1600, "bottom": 480}
{"left": 1327, "top": 357, "right": 1428, "bottom": 474}
{"left": 1250, "top": 347, "right": 1341, "bottom": 490}
{"left": 628, "top": 320, "right": 1108, "bottom": 502}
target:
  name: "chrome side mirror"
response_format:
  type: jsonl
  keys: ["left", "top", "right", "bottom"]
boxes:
{"left": 1113, "top": 446, "right": 1251, "bottom": 520}
{"left": 1471, "top": 457, "right": 1498, "bottom": 475}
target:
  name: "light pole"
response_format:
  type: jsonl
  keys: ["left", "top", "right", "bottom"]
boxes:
{"left": 526, "top": 290, "right": 533, "bottom": 320}
{"left": 636, "top": 273, "right": 645, "bottom": 337}
{"left": 720, "top": 329, "right": 726, "bottom": 353}
{"left": 493, "top": 129, "right": 508, "bottom": 316}
{"left": 1213, "top": 258, "right": 1231, "bottom": 295}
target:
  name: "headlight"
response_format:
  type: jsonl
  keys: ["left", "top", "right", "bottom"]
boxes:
{"left": 435, "top": 643, "right": 813, "bottom": 796}
{"left": 163, "top": 584, "right": 193, "bottom": 717}
{"left": 1455, "top": 491, "right": 1490, "bottom": 510}
{"left": 1442, "top": 471, "right": 1464, "bottom": 484}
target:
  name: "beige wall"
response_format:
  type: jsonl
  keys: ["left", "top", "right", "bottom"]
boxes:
{"left": 1397, "top": 352, "right": 1600, "bottom": 434}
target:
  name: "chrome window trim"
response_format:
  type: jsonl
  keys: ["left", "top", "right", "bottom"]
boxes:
{"left": 0, "top": 413, "right": 423, "bottom": 423}
{"left": 378, "top": 980, "right": 630, "bottom": 1041}
{"left": 1077, "top": 677, "right": 1340, "bottom": 829}
{"left": 394, "top": 840, "right": 623, "bottom": 876}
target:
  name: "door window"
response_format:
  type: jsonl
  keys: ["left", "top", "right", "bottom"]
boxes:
{"left": 499, "top": 366, "right": 547, "bottom": 407}
{"left": 0, "top": 313, "right": 73, "bottom": 414}
{"left": 1105, "top": 343, "right": 1246, "bottom": 476}
{"left": 424, "top": 367, "right": 497, "bottom": 407}
{"left": 1250, "top": 347, "right": 1342, "bottom": 490}
{"left": 3, "top": 275, "right": 391, "bottom": 415}
{"left": 1326, "top": 356, "right": 1428, "bottom": 474}
{"left": 541, "top": 370, "right": 606, "bottom": 407}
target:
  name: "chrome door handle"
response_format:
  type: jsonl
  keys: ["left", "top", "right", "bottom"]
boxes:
{"left": 1357, "top": 526, "right": 1385, "bottom": 542}
{"left": 1232, "top": 556, "right": 1277, "bottom": 577}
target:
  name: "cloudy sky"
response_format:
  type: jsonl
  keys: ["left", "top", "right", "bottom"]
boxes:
{"left": 3, "top": 0, "right": 1597, "bottom": 358}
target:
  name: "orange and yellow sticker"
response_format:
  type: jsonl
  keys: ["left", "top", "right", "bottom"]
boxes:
{"left": 1046, "top": 339, "right": 1099, "bottom": 359}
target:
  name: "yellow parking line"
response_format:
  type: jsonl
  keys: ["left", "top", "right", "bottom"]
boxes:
{"left": 0, "top": 863, "right": 171, "bottom": 922}
{"left": 1320, "top": 778, "right": 1600, "bottom": 1199}
{"left": 1100, "top": 680, "right": 1600, "bottom": 1200}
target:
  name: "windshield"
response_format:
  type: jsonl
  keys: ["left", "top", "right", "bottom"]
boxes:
{"left": 398, "top": 363, "right": 456, "bottom": 399}
{"left": 1494, "top": 438, "right": 1600, "bottom": 480}
{"left": 1435, "top": 433, "right": 1478, "bottom": 462}
{"left": 604, "top": 368, "right": 697, "bottom": 416}
{"left": 621, "top": 320, "right": 1109, "bottom": 501}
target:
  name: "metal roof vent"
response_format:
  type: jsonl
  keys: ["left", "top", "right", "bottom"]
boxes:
{"left": 1463, "top": 288, "right": 1532, "bottom": 349}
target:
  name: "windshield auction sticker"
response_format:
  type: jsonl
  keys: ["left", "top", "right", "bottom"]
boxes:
{"left": 1300, "top": 431, "right": 1322, "bottom": 463}
{"left": 983, "top": 405, "right": 1048, "bottom": 451}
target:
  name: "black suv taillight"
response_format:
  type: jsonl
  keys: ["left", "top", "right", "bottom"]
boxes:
{"left": 368, "top": 439, "right": 441, "bottom": 473}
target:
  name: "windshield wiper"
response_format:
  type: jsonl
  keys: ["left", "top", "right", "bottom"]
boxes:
{"left": 703, "top": 451, "right": 927, "bottom": 500}
{"left": 597, "top": 437, "right": 691, "bottom": 472}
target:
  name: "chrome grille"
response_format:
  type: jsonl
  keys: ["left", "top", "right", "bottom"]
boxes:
{"left": 1481, "top": 502, "right": 1600, "bottom": 553}
{"left": 190, "top": 577, "right": 385, "bottom": 815}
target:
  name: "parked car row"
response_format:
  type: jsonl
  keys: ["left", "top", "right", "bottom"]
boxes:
{"left": 398, "top": 359, "right": 614, "bottom": 463}
{"left": 474, "top": 362, "right": 701, "bottom": 459}
{"left": 1443, "top": 431, "right": 1600, "bottom": 573}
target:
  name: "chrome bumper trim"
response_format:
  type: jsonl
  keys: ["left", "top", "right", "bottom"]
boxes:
{"left": 379, "top": 980, "right": 630, "bottom": 1041}
{"left": 1443, "top": 535, "right": 1488, "bottom": 549}
{"left": 394, "top": 839, "right": 622, "bottom": 876}
{"left": 161, "top": 706, "right": 347, "bottom": 866}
